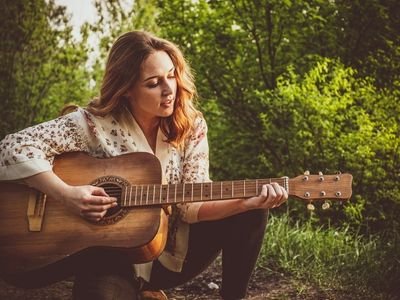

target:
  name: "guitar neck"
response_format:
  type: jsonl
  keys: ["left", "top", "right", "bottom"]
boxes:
{"left": 116, "top": 178, "right": 289, "bottom": 207}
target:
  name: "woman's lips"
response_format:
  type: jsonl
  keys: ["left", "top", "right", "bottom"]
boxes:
{"left": 161, "top": 99, "right": 174, "bottom": 107}
{"left": 161, "top": 93, "right": 175, "bottom": 107}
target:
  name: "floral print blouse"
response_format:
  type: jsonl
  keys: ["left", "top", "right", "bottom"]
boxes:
{"left": 0, "top": 107, "right": 210, "bottom": 275}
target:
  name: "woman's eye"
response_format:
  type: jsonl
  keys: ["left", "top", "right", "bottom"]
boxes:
{"left": 147, "top": 81, "right": 158, "bottom": 88}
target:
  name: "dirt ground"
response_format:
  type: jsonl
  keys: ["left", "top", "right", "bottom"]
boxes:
{"left": 0, "top": 258, "right": 357, "bottom": 300}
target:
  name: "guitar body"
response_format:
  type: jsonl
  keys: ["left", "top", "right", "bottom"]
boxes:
{"left": 0, "top": 152, "right": 168, "bottom": 287}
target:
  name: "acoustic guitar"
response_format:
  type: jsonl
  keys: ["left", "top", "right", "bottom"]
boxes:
{"left": 0, "top": 152, "right": 352, "bottom": 287}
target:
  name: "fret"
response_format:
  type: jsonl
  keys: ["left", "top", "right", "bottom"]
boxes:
{"left": 252, "top": 179, "right": 257, "bottom": 197}
{"left": 220, "top": 182, "right": 223, "bottom": 199}
{"left": 284, "top": 177, "right": 289, "bottom": 193}
{"left": 222, "top": 182, "right": 229, "bottom": 199}
{"left": 256, "top": 179, "right": 258, "bottom": 195}
{"left": 122, "top": 187, "right": 126, "bottom": 206}
{"left": 191, "top": 183, "right": 194, "bottom": 202}
{"left": 244, "top": 180, "right": 246, "bottom": 197}
{"left": 140, "top": 185, "right": 144, "bottom": 205}
{"left": 152, "top": 185, "right": 155, "bottom": 204}
{"left": 126, "top": 186, "right": 130, "bottom": 206}
{"left": 159, "top": 184, "right": 162, "bottom": 204}
{"left": 134, "top": 185, "right": 138, "bottom": 206}
{"left": 231, "top": 181, "right": 234, "bottom": 198}
{"left": 182, "top": 183, "right": 185, "bottom": 203}
{"left": 128, "top": 186, "right": 132, "bottom": 206}
{"left": 125, "top": 186, "right": 129, "bottom": 206}
{"left": 166, "top": 184, "right": 169, "bottom": 202}
{"left": 130, "top": 186, "right": 132, "bottom": 205}
{"left": 210, "top": 182, "right": 213, "bottom": 200}
{"left": 146, "top": 185, "right": 149, "bottom": 204}
{"left": 200, "top": 183, "right": 203, "bottom": 200}
{"left": 174, "top": 184, "right": 177, "bottom": 203}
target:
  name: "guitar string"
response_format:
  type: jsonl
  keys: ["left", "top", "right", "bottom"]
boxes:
{"left": 102, "top": 179, "right": 286, "bottom": 191}
{"left": 103, "top": 179, "right": 287, "bottom": 206}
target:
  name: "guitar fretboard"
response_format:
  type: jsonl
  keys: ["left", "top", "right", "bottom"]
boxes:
{"left": 110, "top": 178, "right": 289, "bottom": 207}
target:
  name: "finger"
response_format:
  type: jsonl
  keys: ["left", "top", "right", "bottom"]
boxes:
{"left": 271, "top": 183, "right": 284, "bottom": 198}
{"left": 81, "top": 210, "right": 105, "bottom": 218}
{"left": 83, "top": 195, "right": 117, "bottom": 205}
{"left": 81, "top": 210, "right": 106, "bottom": 222}
{"left": 85, "top": 215, "right": 103, "bottom": 222}
{"left": 271, "top": 183, "right": 284, "bottom": 205}
{"left": 82, "top": 202, "right": 117, "bottom": 212}
{"left": 91, "top": 186, "right": 110, "bottom": 197}
{"left": 280, "top": 186, "right": 288, "bottom": 204}
{"left": 260, "top": 184, "right": 269, "bottom": 198}
{"left": 266, "top": 184, "right": 277, "bottom": 202}
{"left": 272, "top": 187, "right": 288, "bottom": 207}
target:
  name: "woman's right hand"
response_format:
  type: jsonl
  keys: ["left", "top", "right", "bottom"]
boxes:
{"left": 24, "top": 171, "right": 117, "bottom": 222}
{"left": 59, "top": 185, "right": 118, "bottom": 222}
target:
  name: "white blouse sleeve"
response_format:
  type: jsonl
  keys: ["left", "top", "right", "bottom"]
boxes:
{"left": 0, "top": 109, "right": 91, "bottom": 180}
{"left": 179, "top": 117, "right": 211, "bottom": 223}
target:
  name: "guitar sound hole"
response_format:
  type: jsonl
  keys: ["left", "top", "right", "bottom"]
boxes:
{"left": 99, "top": 183, "right": 122, "bottom": 217}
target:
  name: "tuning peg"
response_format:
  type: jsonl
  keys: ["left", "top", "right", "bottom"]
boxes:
{"left": 307, "top": 202, "right": 315, "bottom": 211}
{"left": 304, "top": 170, "right": 310, "bottom": 175}
{"left": 322, "top": 201, "right": 330, "bottom": 210}
{"left": 318, "top": 171, "right": 323, "bottom": 175}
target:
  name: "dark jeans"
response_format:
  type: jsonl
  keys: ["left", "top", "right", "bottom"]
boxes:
{"left": 73, "top": 209, "right": 268, "bottom": 300}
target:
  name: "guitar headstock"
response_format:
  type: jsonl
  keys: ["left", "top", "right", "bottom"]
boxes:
{"left": 289, "top": 173, "right": 353, "bottom": 201}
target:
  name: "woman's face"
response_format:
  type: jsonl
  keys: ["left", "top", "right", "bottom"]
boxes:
{"left": 127, "top": 51, "right": 177, "bottom": 124}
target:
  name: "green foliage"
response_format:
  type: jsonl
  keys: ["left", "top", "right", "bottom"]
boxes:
{"left": 259, "top": 214, "right": 400, "bottom": 298}
{"left": 0, "top": 0, "right": 92, "bottom": 138}
{"left": 255, "top": 59, "right": 400, "bottom": 231}
{"left": 335, "top": 0, "right": 400, "bottom": 88}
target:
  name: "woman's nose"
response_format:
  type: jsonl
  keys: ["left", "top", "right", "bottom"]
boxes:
{"left": 162, "top": 80, "right": 174, "bottom": 96}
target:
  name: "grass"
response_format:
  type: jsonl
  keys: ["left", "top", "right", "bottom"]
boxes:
{"left": 258, "top": 214, "right": 400, "bottom": 299}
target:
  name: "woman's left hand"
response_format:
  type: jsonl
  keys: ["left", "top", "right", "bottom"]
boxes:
{"left": 243, "top": 183, "right": 288, "bottom": 210}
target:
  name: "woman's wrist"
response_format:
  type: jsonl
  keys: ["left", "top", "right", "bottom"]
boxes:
{"left": 55, "top": 184, "right": 73, "bottom": 204}
{"left": 24, "top": 171, "right": 71, "bottom": 203}
{"left": 240, "top": 197, "right": 259, "bottom": 211}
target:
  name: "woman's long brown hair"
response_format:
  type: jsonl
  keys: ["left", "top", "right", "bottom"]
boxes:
{"left": 87, "top": 31, "right": 201, "bottom": 150}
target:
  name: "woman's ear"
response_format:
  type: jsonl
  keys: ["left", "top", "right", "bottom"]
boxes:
{"left": 124, "top": 83, "right": 136, "bottom": 99}
{"left": 123, "top": 89, "right": 133, "bottom": 101}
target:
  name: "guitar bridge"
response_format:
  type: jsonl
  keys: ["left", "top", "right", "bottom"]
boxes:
{"left": 27, "top": 190, "right": 46, "bottom": 232}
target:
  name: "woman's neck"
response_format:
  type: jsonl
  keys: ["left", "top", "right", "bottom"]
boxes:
{"left": 133, "top": 114, "right": 160, "bottom": 153}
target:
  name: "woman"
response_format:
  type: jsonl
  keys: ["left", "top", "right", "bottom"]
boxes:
{"left": 0, "top": 31, "right": 288, "bottom": 300}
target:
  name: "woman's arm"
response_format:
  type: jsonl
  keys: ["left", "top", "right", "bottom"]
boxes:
{"left": 179, "top": 119, "right": 288, "bottom": 223}
{"left": 0, "top": 109, "right": 90, "bottom": 181}
{"left": 1, "top": 110, "right": 116, "bottom": 221}
{"left": 24, "top": 171, "right": 117, "bottom": 222}
{"left": 181, "top": 117, "right": 288, "bottom": 223}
